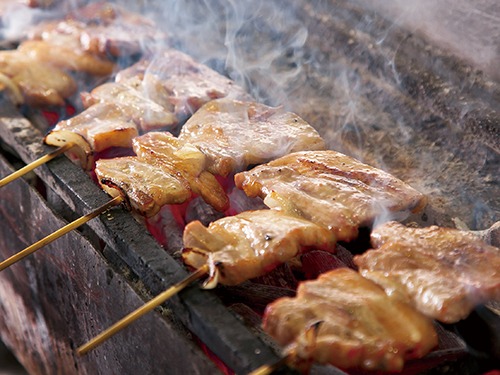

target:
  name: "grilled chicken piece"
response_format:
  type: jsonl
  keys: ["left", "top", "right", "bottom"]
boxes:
{"left": 44, "top": 103, "right": 138, "bottom": 169}
{"left": 235, "top": 150, "right": 426, "bottom": 242}
{"left": 109, "top": 49, "right": 252, "bottom": 122}
{"left": 81, "top": 82, "right": 176, "bottom": 132}
{"left": 17, "top": 40, "right": 115, "bottom": 76}
{"left": 179, "top": 98, "right": 326, "bottom": 177}
{"left": 95, "top": 156, "right": 190, "bottom": 217}
{"left": 354, "top": 221, "right": 500, "bottom": 323}
{"left": 81, "top": 49, "right": 251, "bottom": 131}
{"left": 182, "top": 209, "right": 336, "bottom": 287}
{"left": 133, "top": 132, "right": 229, "bottom": 212}
{"left": 0, "top": 50, "right": 76, "bottom": 106}
{"left": 263, "top": 268, "right": 438, "bottom": 373}
{"left": 28, "top": 2, "right": 165, "bottom": 58}
{"left": 0, "top": 2, "right": 163, "bottom": 106}
{"left": 43, "top": 50, "right": 253, "bottom": 171}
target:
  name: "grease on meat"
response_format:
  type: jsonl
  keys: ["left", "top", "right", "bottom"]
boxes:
{"left": 179, "top": 98, "right": 326, "bottom": 177}
{"left": 354, "top": 221, "right": 500, "bottom": 323}
{"left": 263, "top": 268, "right": 438, "bottom": 372}
{"left": 235, "top": 150, "right": 426, "bottom": 242}
{"left": 182, "top": 209, "right": 336, "bottom": 287}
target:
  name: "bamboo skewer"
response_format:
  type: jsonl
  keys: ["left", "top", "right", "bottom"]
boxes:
{"left": 0, "top": 195, "right": 123, "bottom": 271}
{"left": 0, "top": 142, "right": 75, "bottom": 188}
{"left": 247, "top": 355, "right": 291, "bottom": 375}
{"left": 77, "top": 263, "right": 210, "bottom": 355}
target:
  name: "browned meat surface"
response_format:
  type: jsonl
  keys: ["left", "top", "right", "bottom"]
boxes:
{"left": 0, "top": 49, "right": 76, "bottom": 106}
{"left": 111, "top": 49, "right": 252, "bottom": 123}
{"left": 44, "top": 103, "right": 138, "bottom": 169}
{"left": 17, "top": 40, "right": 115, "bottom": 76}
{"left": 182, "top": 209, "right": 336, "bottom": 287}
{"left": 179, "top": 98, "right": 326, "bottom": 176}
{"left": 94, "top": 131, "right": 232, "bottom": 216}
{"left": 95, "top": 156, "right": 190, "bottom": 217}
{"left": 0, "top": 2, "right": 165, "bottom": 106}
{"left": 81, "top": 82, "right": 176, "bottom": 132}
{"left": 235, "top": 150, "right": 426, "bottom": 242}
{"left": 44, "top": 47, "right": 254, "bottom": 169}
{"left": 88, "top": 97, "right": 327, "bottom": 210}
{"left": 27, "top": 2, "right": 166, "bottom": 57}
{"left": 263, "top": 268, "right": 438, "bottom": 372}
{"left": 133, "top": 132, "right": 229, "bottom": 212}
{"left": 81, "top": 49, "right": 251, "bottom": 133}
{"left": 354, "top": 221, "right": 500, "bottom": 323}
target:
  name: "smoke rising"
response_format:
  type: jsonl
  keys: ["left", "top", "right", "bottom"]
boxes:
{"left": 0, "top": 0, "right": 497, "bottom": 230}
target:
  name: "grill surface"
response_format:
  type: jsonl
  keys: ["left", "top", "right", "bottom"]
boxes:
{"left": 0, "top": 0, "right": 498, "bottom": 374}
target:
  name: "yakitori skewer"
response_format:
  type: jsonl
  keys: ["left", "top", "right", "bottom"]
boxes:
{"left": 0, "top": 195, "right": 123, "bottom": 271}
{"left": 235, "top": 150, "right": 427, "bottom": 242}
{"left": 0, "top": 143, "right": 74, "bottom": 188}
{"left": 260, "top": 268, "right": 438, "bottom": 373}
{"left": 93, "top": 99, "right": 325, "bottom": 215}
{"left": 0, "top": 2, "right": 167, "bottom": 106}
{"left": 353, "top": 221, "right": 500, "bottom": 323}
{"left": 0, "top": 3, "right": 169, "bottom": 185}
{"left": 0, "top": 47, "right": 252, "bottom": 186}
{"left": 78, "top": 144, "right": 431, "bottom": 355}
{"left": 250, "top": 222, "right": 500, "bottom": 374}
{"left": 77, "top": 209, "right": 336, "bottom": 354}
{"left": 44, "top": 49, "right": 252, "bottom": 170}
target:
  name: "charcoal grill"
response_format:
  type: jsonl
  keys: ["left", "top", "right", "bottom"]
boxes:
{"left": 0, "top": 0, "right": 498, "bottom": 374}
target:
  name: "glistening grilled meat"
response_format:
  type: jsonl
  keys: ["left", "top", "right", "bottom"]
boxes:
{"left": 83, "top": 49, "right": 252, "bottom": 128}
{"left": 96, "top": 156, "right": 190, "bottom": 217}
{"left": 179, "top": 98, "right": 326, "bottom": 177}
{"left": 354, "top": 221, "right": 500, "bottom": 323}
{"left": 132, "top": 132, "right": 229, "bottom": 212}
{"left": 182, "top": 209, "right": 336, "bottom": 287}
{"left": 0, "top": 2, "right": 164, "bottom": 106}
{"left": 263, "top": 268, "right": 438, "bottom": 373}
{"left": 0, "top": 50, "right": 76, "bottom": 106}
{"left": 235, "top": 150, "right": 427, "bottom": 242}
{"left": 44, "top": 102, "right": 138, "bottom": 170}
{"left": 46, "top": 49, "right": 251, "bottom": 169}
{"left": 27, "top": 1, "right": 166, "bottom": 58}
{"left": 17, "top": 40, "right": 115, "bottom": 76}
{"left": 93, "top": 96, "right": 329, "bottom": 212}
{"left": 94, "top": 131, "right": 229, "bottom": 215}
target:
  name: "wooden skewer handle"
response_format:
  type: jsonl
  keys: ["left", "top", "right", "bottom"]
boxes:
{"left": 0, "top": 195, "right": 123, "bottom": 272}
{"left": 0, "top": 142, "right": 74, "bottom": 188}
{"left": 77, "top": 264, "right": 210, "bottom": 355}
{"left": 247, "top": 355, "right": 290, "bottom": 375}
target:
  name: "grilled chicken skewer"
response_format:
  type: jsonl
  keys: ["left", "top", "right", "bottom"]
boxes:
{"left": 260, "top": 268, "right": 438, "bottom": 373}
{"left": 354, "top": 221, "right": 500, "bottom": 323}
{"left": 0, "top": 2, "right": 163, "bottom": 106}
{"left": 94, "top": 99, "right": 325, "bottom": 215}
{"left": 0, "top": 2, "right": 169, "bottom": 186}
{"left": 44, "top": 49, "right": 252, "bottom": 171}
{"left": 255, "top": 221, "right": 500, "bottom": 374}
{"left": 0, "top": 47, "right": 251, "bottom": 186}
{"left": 235, "top": 150, "right": 427, "bottom": 242}
{"left": 26, "top": 1, "right": 166, "bottom": 59}
{"left": 77, "top": 209, "right": 336, "bottom": 354}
